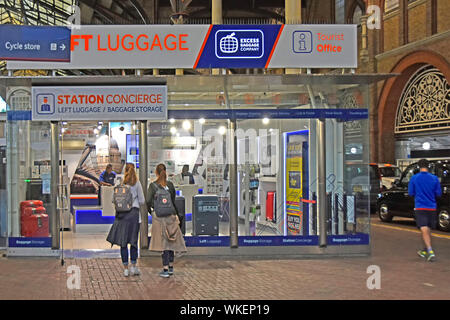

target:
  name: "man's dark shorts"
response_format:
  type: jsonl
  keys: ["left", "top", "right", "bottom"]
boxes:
{"left": 414, "top": 210, "right": 437, "bottom": 229}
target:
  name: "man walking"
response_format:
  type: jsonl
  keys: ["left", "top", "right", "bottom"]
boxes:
{"left": 408, "top": 159, "right": 441, "bottom": 262}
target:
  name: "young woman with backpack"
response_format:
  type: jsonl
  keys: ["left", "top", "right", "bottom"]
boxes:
{"left": 148, "top": 163, "right": 186, "bottom": 278}
{"left": 107, "top": 163, "right": 146, "bottom": 277}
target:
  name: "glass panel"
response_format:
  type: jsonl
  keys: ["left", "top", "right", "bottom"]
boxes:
{"left": 147, "top": 118, "right": 231, "bottom": 238}
{"left": 6, "top": 84, "right": 52, "bottom": 242}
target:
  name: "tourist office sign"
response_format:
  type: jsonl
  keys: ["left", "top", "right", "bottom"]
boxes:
{"left": 6, "top": 24, "right": 357, "bottom": 69}
{"left": 31, "top": 86, "right": 168, "bottom": 121}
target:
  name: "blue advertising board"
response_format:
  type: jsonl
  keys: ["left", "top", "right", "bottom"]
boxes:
{"left": 8, "top": 237, "right": 52, "bottom": 248}
{"left": 0, "top": 25, "right": 70, "bottom": 62}
{"left": 7, "top": 108, "right": 369, "bottom": 121}
{"left": 196, "top": 25, "right": 281, "bottom": 68}
{"left": 168, "top": 108, "right": 369, "bottom": 121}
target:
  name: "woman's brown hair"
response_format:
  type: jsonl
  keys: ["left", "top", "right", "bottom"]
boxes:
{"left": 123, "top": 163, "right": 137, "bottom": 186}
{"left": 155, "top": 163, "right": 167, "bottom": 187}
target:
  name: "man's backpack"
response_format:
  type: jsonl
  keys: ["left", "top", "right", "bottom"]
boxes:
{"left": 152, "top": 182, "right": 176, "bottom": 218}
{"left": 113, "top": 184, "right": 134, "bottom": 213}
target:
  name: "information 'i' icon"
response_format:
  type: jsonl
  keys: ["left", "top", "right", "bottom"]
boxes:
{"left": 299, "top": 33, "right": 306, "bottom": 51}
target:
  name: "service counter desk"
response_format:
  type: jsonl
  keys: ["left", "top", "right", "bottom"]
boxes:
{"left": 71, "top": 186, "right": 116, "bottom": 233}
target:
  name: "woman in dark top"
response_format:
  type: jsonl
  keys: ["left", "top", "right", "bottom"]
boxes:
{"left": 148, "top": 163, "right": 186, "bottom": 278}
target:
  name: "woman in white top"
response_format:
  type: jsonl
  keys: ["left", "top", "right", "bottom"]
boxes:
{"left": 107, "top": 163, "right": 145, "bottom": 277}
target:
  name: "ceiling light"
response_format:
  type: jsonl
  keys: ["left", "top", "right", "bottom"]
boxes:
{"left": 169, "top": 118, "right": 175, "bottom": 124}
{"left": 262, "top": 117, "right": 270, "bottom": 125}
{"left": 423, "top": 142, "right": 430, "bottom": 150}
{"left": 170, "top": 126, "right": 177, "bottom": 135}
{"left": 199, "top": 118, "right": 206, "bottom": 124}
{"left": 182, "top": 120, "right": 191, "bottom": 130}
{"left": 218, "top": 126, "right": 226, "bottom": 135}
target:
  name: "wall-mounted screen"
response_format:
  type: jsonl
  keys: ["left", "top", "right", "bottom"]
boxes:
{"left": 126, "top": 134, "right": 139, "bottom": 169}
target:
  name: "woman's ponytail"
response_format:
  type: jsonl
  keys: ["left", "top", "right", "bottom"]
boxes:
{"left": 155, "top": 163, "right": 167, "bottom": 187}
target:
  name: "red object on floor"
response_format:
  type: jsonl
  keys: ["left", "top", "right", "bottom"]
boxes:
{"left": 266, "top": 191, "right": 276, "bottom": 222}
{"left": 20, "top": 200, "right": 44, "bottom": 214}
{"left": 20, "top": 204, "right": 49, "bottom": 237}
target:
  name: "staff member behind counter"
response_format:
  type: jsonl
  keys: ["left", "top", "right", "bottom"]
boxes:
{"left": 100, "top": 164, "right": 116, "bottom": 186}
{"left": 99, "top": 164, "right": 116, "bottom": 205}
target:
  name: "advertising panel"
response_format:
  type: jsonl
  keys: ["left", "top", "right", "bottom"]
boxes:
{"left": 285, "top": 132, "right": 309, "bottom": 236}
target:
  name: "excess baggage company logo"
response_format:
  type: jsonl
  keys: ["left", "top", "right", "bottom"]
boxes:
{"left": 215, "top": 30, "right": 264, "bottom": 59}
{"left": 36, "top": 94, "right": 55, "bottom": 115}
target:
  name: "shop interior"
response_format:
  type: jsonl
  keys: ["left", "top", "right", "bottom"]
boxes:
{"left": 2, "top": 74, "right": 381, "bottom": 253}
{"left": 33, "top": 117, "right": 314, "bottom": 250}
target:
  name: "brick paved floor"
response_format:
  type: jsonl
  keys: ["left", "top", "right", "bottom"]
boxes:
{"left": 1, "top": 220, "right": 450, "bottom": 300}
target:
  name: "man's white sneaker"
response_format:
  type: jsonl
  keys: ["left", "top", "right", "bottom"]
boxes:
{"left": 124, "top": 269, "right": 130, "bottom": 277}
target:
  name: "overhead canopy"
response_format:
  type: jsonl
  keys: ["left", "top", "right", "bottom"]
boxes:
{"left": 0, "top": 73, "right": 397, "bottom": 111}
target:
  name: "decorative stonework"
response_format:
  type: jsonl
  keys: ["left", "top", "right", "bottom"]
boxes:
{"left": 395, "top": 65, "right": 450, "bottom": 133}
{"left": 341, "top": 90, "right": 362, "bottom": 135}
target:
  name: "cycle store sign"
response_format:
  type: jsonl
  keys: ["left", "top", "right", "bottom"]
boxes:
{"left": 31, "top": 85, "right": 167, "bottom": 121}
{"left": 5, "top": 24, "right": 357, "bottom": 69}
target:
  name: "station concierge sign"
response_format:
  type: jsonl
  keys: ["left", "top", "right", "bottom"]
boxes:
{"left": 31, "top": 85, "right": 167, "bottom": 121}
{"left": 6, "top": 24, "right": 357, "bottom": 69}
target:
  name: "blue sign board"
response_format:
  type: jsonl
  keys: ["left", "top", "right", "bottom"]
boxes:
{"left": 327, "top": 233, "right": 370, "bottom": 245}
{"left": 196, "top": 25, "right": 281, "bottom": 68}
{"left": 8, "top": 237, "right": 52, "bottom": 248}
{"left": 239, "top": 236, "right": 318, "bottom": 246}
{"left": 169, "top": 108, "right": 369, "bottom": 121}
{"left": 0, "top": 25, "right": 70, "bottom": 62}
{"left": 7, "top": 108, "right": 369, "bottom": 121}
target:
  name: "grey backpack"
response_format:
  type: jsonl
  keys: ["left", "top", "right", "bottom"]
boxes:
{"left": 113, "top": 184, "right": 134, "bottom": 213}
{"left": 152, "top": 183, "right": 176, "bottom": 217}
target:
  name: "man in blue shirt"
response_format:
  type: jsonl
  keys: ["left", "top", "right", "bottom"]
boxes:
{"left": 99, "top": 164, "right": 116, "bottom": 187}
{"left": 408, "top": 159, "right": 442, "bottom": 262}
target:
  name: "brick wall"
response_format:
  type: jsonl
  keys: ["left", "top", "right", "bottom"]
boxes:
{"left": 408, "top": 2, "right": 427, "bottom": 43}
{"left": 383, "top": 15, "right": 400, "bottom": 51}
{"left": 437, "top": 0, "right": 450, "bottom": 33}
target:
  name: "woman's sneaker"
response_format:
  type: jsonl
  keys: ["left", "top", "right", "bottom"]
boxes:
{"left": 168, "top": 266, "right": 174, "bottom": 275}
{"left": 130, "top": 266, "right": 141, "bottom": 276}
{"left": 124, "top": 269, "right": 130, "bottom": 277}
{"left": 159, "top": 270, "right": 170, "bottom": 278}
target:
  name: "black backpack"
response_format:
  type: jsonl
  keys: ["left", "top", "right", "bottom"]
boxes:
{"left": 152, "top": 183, "right": 176, "bottom": 218}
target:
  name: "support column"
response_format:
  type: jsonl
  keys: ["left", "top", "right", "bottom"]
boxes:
{"left": 7, "top": 121, "right": 20, "bottom": 236}
{"left": 285, "top": 0, "right": 302, "bottom": 74}
{"left": 139, "top": 120, "right": 149, "bottom": 249}
{"left": 229, "top": 119, "right": 238, "bottom": 248}
{"left": 50, "top": 121, "right": 60, "bottom": 249}
{"left": 212, "top": 0, "right": 222, "bottom": 76}
{"left": 317, "top": 118, "right": 327, "bottom": 247}
{"left": 307, "top": 85, "right": 327, "bottom": 247}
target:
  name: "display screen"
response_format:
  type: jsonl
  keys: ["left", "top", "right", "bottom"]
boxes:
{"left": 199, "top": 205, "right": 218, "bottom": 212}
{"left": 197, "top": 200, "right": 219, "bottom": 213}
{"left": 126, "top": 134, "right": 139, "bottom": 169}
{"left": 0, "top": 96, "right": 7, "bottom": 113}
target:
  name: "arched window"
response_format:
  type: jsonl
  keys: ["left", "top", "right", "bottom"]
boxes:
{"left": 352, "top": 5, "right": 363, "bottom": 25}
{"left": 395, "top": 65, "right": 450, "bottom": 133}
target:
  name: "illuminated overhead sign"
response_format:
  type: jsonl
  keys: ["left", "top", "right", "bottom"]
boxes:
{"left": 31, "top": 85, "right": 167, "bottom": 121}
{"left": 6, "top": 24, "right": 357, "bottom": 70}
